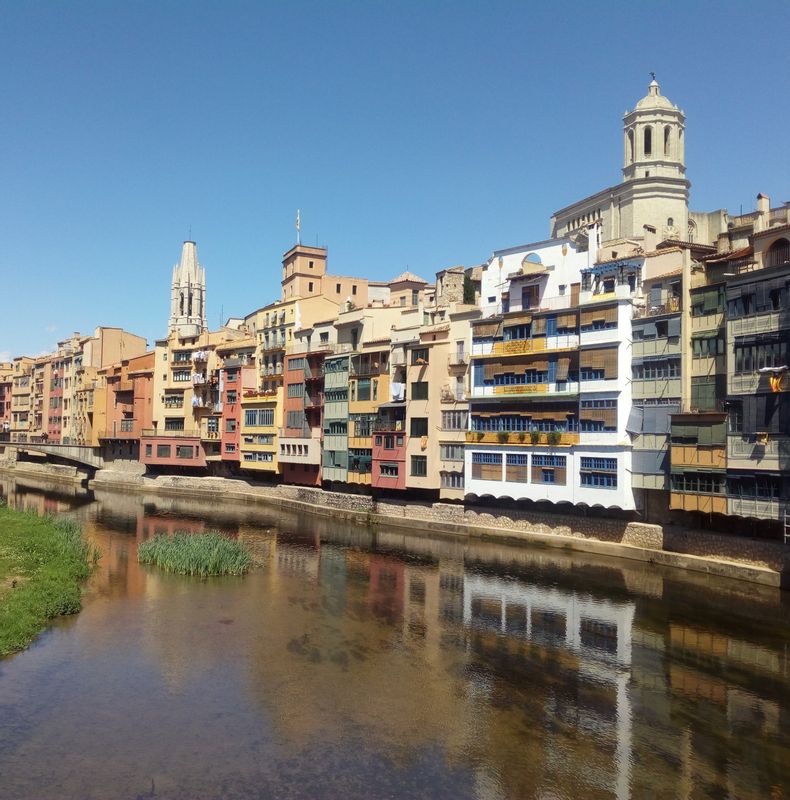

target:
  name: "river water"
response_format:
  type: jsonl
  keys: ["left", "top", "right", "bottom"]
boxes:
{"left": 0, "top": 475, "right": 789, "bottom": 800}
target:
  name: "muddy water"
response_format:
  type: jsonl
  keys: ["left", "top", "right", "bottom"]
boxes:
{"left": 0, "top": 475, "right": 789, "bottom": 800}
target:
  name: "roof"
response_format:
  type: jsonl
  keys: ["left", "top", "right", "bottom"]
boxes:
{"left": 703, "top": 246, "right": 753, "bottom": 264}
{"left": 389, "top": 271, "right": 428, "bottom": 285}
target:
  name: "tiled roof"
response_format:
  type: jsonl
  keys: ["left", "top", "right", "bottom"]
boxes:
{"left": 389, "top": 271, "right": 428, "bottom": 285}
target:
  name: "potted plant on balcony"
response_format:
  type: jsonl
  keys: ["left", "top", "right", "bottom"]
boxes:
{"left": 517, "top": 431, "right": 526, "bottom": 443}
{"left": 497, "top": 430, "right": 509, "bottom": 443}
{"left": 547, "top": 430, "right": 561, "bottom": 447}
{"left": 475, "top": 431, "right": 485, "bottom": 442}
{"left": 530, "top": 429, "right": 541, "bottom": 445}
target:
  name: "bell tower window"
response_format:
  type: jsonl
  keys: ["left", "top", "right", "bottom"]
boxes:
{"left": 627, "top": 130, "right": 634, "bottom": 163}
{"left": 644, "top": 126, "right": 652, "bottom": 156}
{"left": 664, "top": 125, "right": 671, "bottom": 156}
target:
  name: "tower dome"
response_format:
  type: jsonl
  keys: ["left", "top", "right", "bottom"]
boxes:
{"left": 622, "top": 75, "right": 685, "bottom": 183}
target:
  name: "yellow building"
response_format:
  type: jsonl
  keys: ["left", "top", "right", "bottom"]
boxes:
{"left": 239, "top": 387, "right": 281, "bottom": 474}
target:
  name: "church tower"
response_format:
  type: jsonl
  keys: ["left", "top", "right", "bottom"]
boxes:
{"left": 168, "top": 240, "right": 207, "bottom": 337}
{"left": 623, "top": 76, "right": 686, "bottom": 182}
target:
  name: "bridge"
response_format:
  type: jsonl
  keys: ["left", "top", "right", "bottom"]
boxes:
{"left": 0, "top": 441, "right": 106, "bottom": 470}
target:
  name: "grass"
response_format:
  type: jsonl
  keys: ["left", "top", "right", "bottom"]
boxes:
{"left": 0, "top": 503, "right": 100, "bottom": 657}
{"left": 137, "top": 532, "right": 252, "bottom": 577}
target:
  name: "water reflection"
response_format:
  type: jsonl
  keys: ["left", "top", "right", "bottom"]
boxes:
{"left": 0, "top": 476, "right": 788, "bottom": 800}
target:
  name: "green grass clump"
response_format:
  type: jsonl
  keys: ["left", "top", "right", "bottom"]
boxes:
{"left": 137, "top": 532, "right": 251, "bottom": 577}
{"left": 0, "top": 504, "right": 100, "bottom": 657}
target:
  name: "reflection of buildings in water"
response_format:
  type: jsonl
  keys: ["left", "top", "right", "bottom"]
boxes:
{"left": 463, "top": 572, "right": 635, "bottom": 800}
{"left": 275, "top": 537, "right": 320, "bottom": 582}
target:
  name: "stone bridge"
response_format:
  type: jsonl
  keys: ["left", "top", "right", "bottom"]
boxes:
{"left": 0, "top": 441, "right": 106, "bottom": 470}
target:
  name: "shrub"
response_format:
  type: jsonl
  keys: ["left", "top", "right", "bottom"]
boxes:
{"left": 137, "top": 532, "right": 252, "bottom": 577}
{"left": 530, "top": 429, "right": 542, "bottom": 444}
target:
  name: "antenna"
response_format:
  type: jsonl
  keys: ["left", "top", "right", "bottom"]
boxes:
{"left": 220, "top": 304, "right": 224, "bottom": 328}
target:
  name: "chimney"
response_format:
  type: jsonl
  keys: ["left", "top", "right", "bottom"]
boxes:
{"left": 756, "top": 193, "right": 770, "bottom": 232}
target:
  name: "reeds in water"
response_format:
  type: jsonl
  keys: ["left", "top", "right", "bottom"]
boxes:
{"left": 137, "top": 532, "right": 252, "bottom": 577}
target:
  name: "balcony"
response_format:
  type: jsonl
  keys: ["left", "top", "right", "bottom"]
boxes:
{"left": 372, "top": 419, "right": 405, "bottom": 433}
{"left": 671, "top": 444, "right": 726, "bottom": 469}
{"left": 466, "top": 431, "right": 579, "bottom": 446}
{"left": 670, "top": 492, "right": 728, "bottom": 515}
{"left": 632, "top": 298, "right": 681, "bottom": 319}
{"left": 727, "top": 496, "right": 785, "bottom": 521}
{"left": 141, "top": 428, "right": 200, "bottom": 439}
{"left": 728, "top": 309, "right": 790, "bottom": 338}
{"left": 304, "top": 393, "right": 323, "bottom": 408}
{"left": 222, "top": 354, "right": 253, "bottom": 368}
{"left": 727, "top": 434, "right": 790, "bottom": 471}
{"left": 448, "top": 352, "right": 468, "bottom": 367}
{"left": 192, "top": 373, "right": 208, "bottom": 385}
{"left": 201, "top": 429, "right": 221, "bottom": 441}
{"left": 469, "top": 381, "right": 579, "bottom": 400}
{"left": 192, "top": 350, "right": 209, "bottom": 363}
{"left": 99, "top": 419, "right": 138, "bottom": 439}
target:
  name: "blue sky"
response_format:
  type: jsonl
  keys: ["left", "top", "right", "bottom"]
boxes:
{"left": 1, "top": 1, "right": 788, "bottom": 358}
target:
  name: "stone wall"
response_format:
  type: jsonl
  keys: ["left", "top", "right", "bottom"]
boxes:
{"left": 84, "top": 469, "right": 788, "bottom": 584}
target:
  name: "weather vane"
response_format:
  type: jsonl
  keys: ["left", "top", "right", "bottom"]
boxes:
{"left": 650, "top": 71, "right": 656, "bottom": 81}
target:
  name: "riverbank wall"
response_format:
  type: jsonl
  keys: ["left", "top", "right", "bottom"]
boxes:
{"left": 84, "top": 468, "right": 789, "bottom": 589}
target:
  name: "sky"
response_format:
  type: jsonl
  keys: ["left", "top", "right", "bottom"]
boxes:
{"left": 1, "top": 0, "right": 789, "bottom": 359}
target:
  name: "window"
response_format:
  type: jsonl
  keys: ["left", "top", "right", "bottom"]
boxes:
{"left": 244, "top": 408, "right": 274, "bottom": 426}
{"left": 380, "top": 462, "right": 399, "bottom": 477}
{"left": 145, "top": 444, "right": 152, "bottom": 457}
{"left": 207, "top": 417, "right": 219, "bottom": 433}
{"left": 580, "top": 457, "right": 617, "bottom": 488}
{"left": 289, "top": 358, "right": 305, "bottom": 371}
{"left": 442, "top": 411, "right": 468, "bottom": 430}
{"left": 172, "top": 369, "right": 191, "bottom": 383}
{"left": 352, "top": 285, "right": 357, "bottom": 295}
{"left": 410, "top": 417, "right": 428, "bottom": 437}
{"left": 412, "top": 289, "right": 419, "bottom": 305}
{"left": 226, "top": 419, "right": 237, "bottom": 433}
{"left": 164, "top": 418, "right": 185, "bottom": 432}
{"left": 156, "top": 444, "right": 171, "bottom": 458}
{"left": 349, "top": 448, "right": 372, "bottom": 473}
{"left": 357, "top": 378, "right": 371, "bottom": 402}
{"left": 308, "top": 282, "right": 313, "bottom": 292}
{"left": 471, "top": 452, "right": 502, "bottom": 480}
{"left": 309, "top": 260, "right": 314, "bottom": 269}
{"left": 412, "top": 348, "right": 429, "bottom": 365}
{"left": 176, "top": 445, "right": 194, "bottom": 459}
{"left": 336, "top": 283, "right": 341, "bottom": 293}
{"left": 287, "top": 382, "right": 304, "bottom": 398}
{"left": 644, "top": 126, "right": 652, "bottom": 156}
{"left": 411, "top": 455, "right": 427, "bottom": 477}
{"left": 226, "top": 390, "right": 237, "bottom": 404}
{"left": 664, "top": 125, "right": 671, "bottom": 156}
{"left": 440, "top": 444, "right": 464, "bottom": 461}
{"left": 440, "top": 471, "right": 464, "bottom": 489}
{"left": 411, "top": 381, "right": 429, "bottom": 400}
{"left": 226, "top": 370, "right": 237, "bottom": 382}
{"left": 173, "top": 351, "right": 191, "bottom": 363}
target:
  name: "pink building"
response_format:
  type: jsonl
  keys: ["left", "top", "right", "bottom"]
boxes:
{"left": 371, "top": 404, "right": 407, "bottom": 491}
{"left": 100, "top": 353, "right": 155, "bottom": 460}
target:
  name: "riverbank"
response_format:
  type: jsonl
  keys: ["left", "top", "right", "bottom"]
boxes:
{"left": 90, "top": 469, "right": 790, "bottom": 589}
{"left": 0, "top": 504, "right": 98, "bottom": 656}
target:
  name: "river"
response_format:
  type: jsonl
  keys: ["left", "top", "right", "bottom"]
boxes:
{"left": 0, "top": 474, "right": 789, "bottom": 800}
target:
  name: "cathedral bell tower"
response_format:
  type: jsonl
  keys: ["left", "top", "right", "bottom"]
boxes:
{"left": 623, "top": 76, "right": 686, "bottom": 183}
{"left": 168, "top": 240, "right": 207, "bottom": 337}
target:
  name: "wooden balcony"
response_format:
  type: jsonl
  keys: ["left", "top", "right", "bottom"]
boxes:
{"left": 465, "top": 431, "right": 579, "bottom": 446}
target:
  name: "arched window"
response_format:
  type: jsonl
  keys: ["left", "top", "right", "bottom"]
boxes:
{"left": 644, "top": 126, "right": 652, "bottom": 156}
{"left": 766, "top": 238, "right": 790, "bottom": 269}
{"left": 667, "top": 218, "right": 674, "bottom": 228}
{"left": 180, "top": 293, "right": 184, "bottom": 315}
{"left": 188, "top": 292, "right": 193, "bottom": 317}
{"left": 627, "top": 130, "right": 634, "bottom": 163}
{"left": 664, "top": 125, "right": 671, "bottom": 156}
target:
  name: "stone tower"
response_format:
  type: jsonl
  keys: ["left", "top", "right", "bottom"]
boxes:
{"left": 623, "top": 76, "right": 686, "bottom": 183}
{"left": 168, "top": 240, "right": 207, "bottom": 337}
